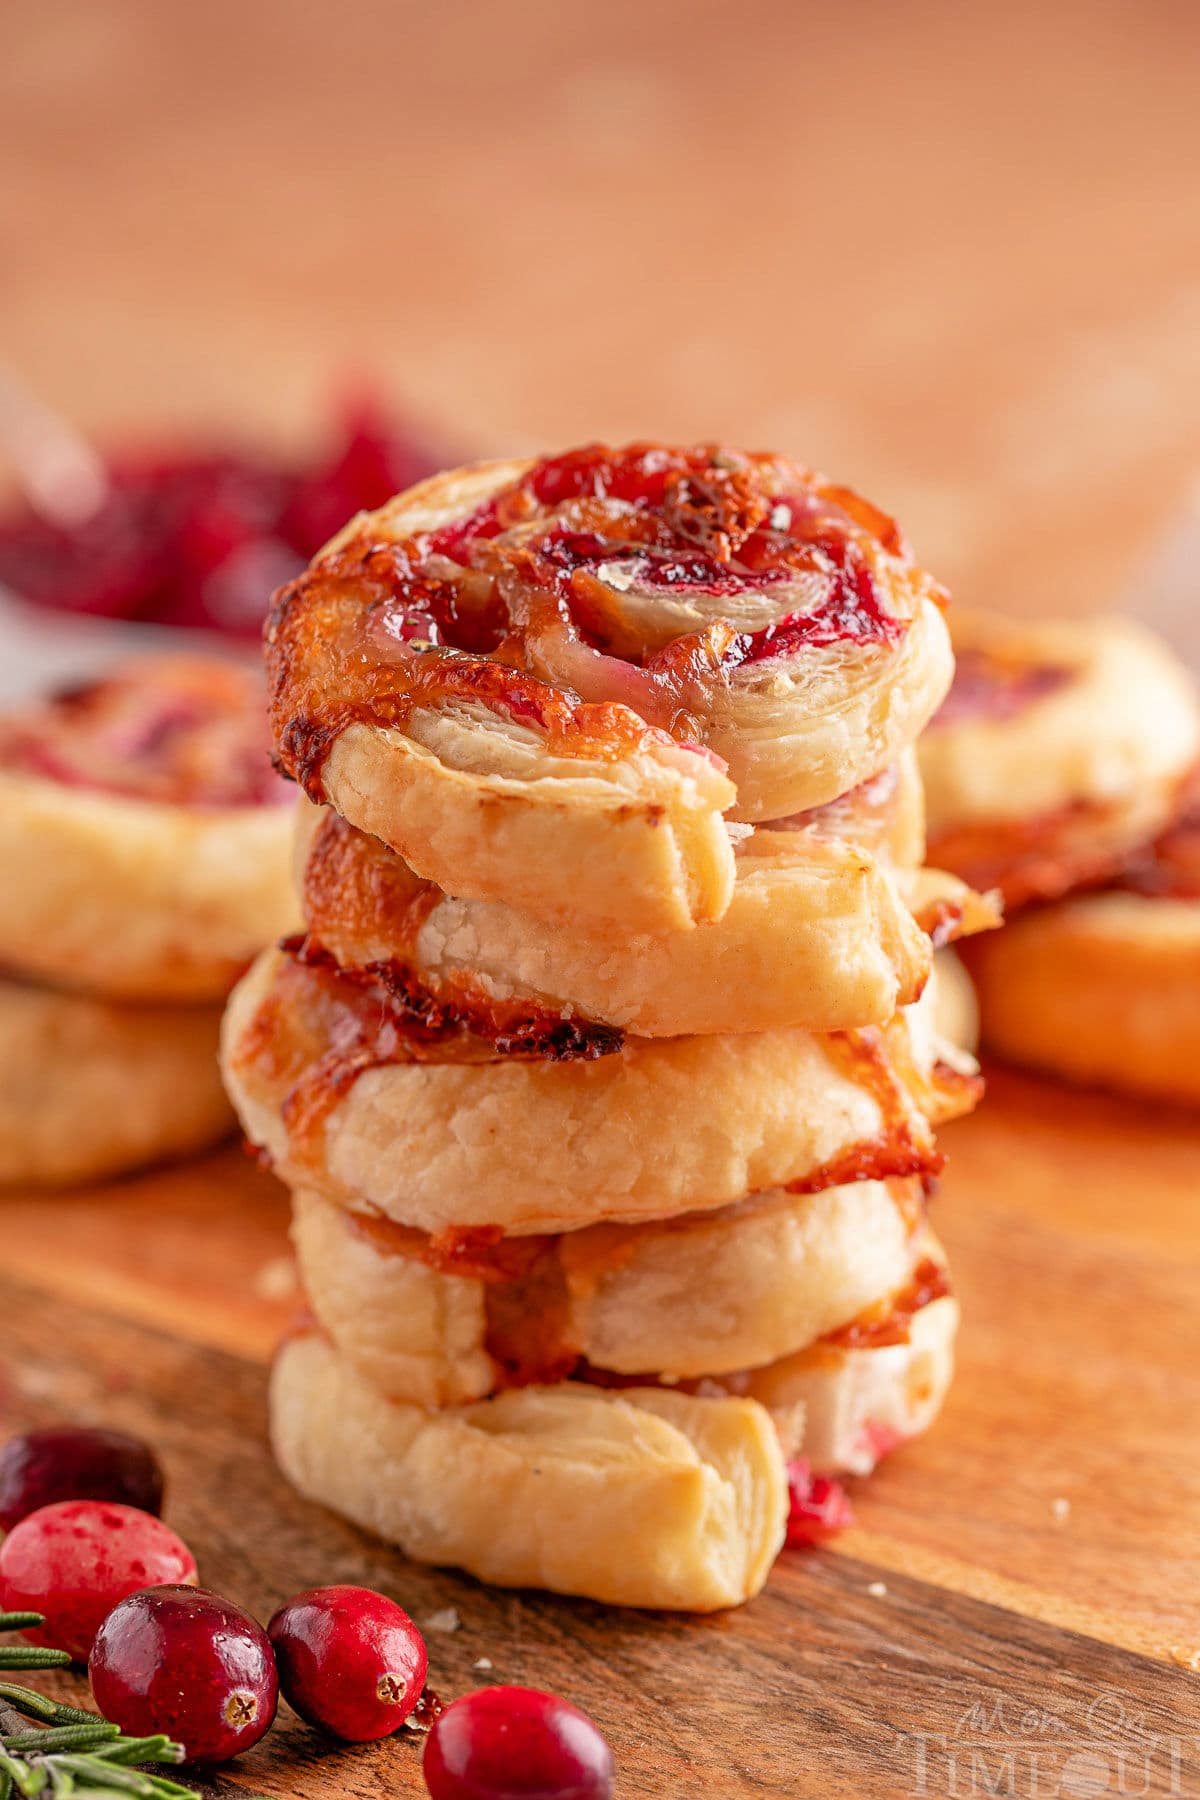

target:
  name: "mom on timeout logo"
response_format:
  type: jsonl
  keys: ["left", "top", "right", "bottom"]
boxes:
{"left": 898, "top": 1688, "right": 1200, "bottom": 1797}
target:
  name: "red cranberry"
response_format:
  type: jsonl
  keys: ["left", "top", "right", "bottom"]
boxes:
{"left": 424, "top": 1686, "right": 614, "bottom": 1800}
{"left": 267, "top": 1583, "right": 427, "bottom": 1741}
{"left": 785, "top": 1458, "right": 854, "bottom": 1546}
{"left": 90, "top": 1585, "right": 278, "bottom": 1763}
{"left": 0, "top": 1500, "right": 197, "bottom": 1660}
{"left": 0, "top": 1428, "right": 165, "bottom": 1531}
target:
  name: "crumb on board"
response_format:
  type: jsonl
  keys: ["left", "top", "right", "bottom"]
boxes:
{"left": 866, "top": 1581, "right": 888, "bottom": 1598}
{"left": 423, "top": 1606, "right": 461, "bottom": 1634}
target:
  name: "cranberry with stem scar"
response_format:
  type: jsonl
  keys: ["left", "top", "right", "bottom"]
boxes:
{"left": 0, "top": 1427, "right": 165, "bottom": 1531}
{"left": 424, "top": 1685, "right": 615, "bottom": 1800}
{"left": 267, "top": 1584, "right": 427, "bottom": 1741}
{"left": 90, "top": 1585, "right": 278, "bottom": 1764}
{"left": 0, "top": 1500, "right": 197, "bottom": 1661}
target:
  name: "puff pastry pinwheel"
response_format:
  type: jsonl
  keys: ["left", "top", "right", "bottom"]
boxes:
{"left": 222, "top": 944, "right": 979, "bottom": 1235}
{"left": 723, "top": 1273, "right": 959, "bottom": 1474}
{"left": 0, "top": 656, "right": 299, "bottom": 1002}
{"left": 288, "top": 1176, "right": 931, "bottom": 1407}
{"left": 921, "top": 610, "right": 1200, "bottom": 1100}
{"left": 224, "top": 439, "right": 982, "bottom": 1611}
{"left": 290, "top": 798, "right": 944, "bottom": 1042}
{"left": 270, "top": 1226, "right": 953, "bottom": 1608}
{"left": 0, "top": 975, "right": 231, "bottom": 1186}
{"left": 964, "top": 777, "right": 1200, "bottom": 1102}
{"left": 920, "top": 612, "right": 1200, "bottom": 909}
{"left": 271, "top": 1333, "right": 787, "bottom": 1612}
{"left": 0, "top": 655, "right": 303, "bottom": 1184}
{"left": 267, "top": 445, "right": 953, "bottom": 932}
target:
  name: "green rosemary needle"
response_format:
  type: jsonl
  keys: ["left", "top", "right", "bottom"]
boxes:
{"left": 0, "top": 1649, "right": 71, "bottom": 1672}
{"left": 0, "top": 1616, "right": 191, "bottom": 1800}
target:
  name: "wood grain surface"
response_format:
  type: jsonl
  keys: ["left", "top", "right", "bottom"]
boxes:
{"left": 7, "top": 1246, "right": 1200, "bottom": 1800}
{"left": 6, "top": 1065, "right": 1200, "bottom": 1797}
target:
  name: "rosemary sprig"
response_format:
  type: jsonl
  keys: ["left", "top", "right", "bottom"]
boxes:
{"left": 0, "top": 1615, "right": 192, "bottom": 1800}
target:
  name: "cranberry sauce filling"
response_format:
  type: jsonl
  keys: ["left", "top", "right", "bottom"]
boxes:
{"left": 934, "top": 646, "right": 1074, "bottom": 728}
{"left": 0, "top": 395, "right": 449, "bottom": 638}
{"left": 471, "top": 445, "right": 911, "bottom": 655}
{"left": 0, "top": 659, "right": 286, "bottom": 808}
{"left": 268, "top": 443, "right": 934, "bottom": 792}
{"left": 389, "top": 445, "right": 905, "bottom": 645}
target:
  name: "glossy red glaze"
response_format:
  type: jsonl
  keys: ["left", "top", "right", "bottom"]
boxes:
{"left": 89, "top": 1584, "right": 278, "bottom": 1763}
{"left": 0, "top": 1501, "right": 197, "bottom": 1661}
{"left": 267, "top": 1584, "right": 427, "bottom": 1741}
{"left": 423, "top": 1685, "right": 615, "bottom": 1800}
{"left": 267, "top": 441, "right": 936, "bottom": 801}
{"left": 0, "top": 1428, "right": 164, "bottom": 1532}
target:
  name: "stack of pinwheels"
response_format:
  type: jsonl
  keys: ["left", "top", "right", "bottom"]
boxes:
{"left": 223, "top": 442, "right": 994, "bottom": 1612}
{"left": 0, "top": 657, "right": 296, "bottom": 1187}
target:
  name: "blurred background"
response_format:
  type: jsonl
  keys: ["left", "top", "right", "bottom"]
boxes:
{"left": 2, "top": 0, "right": 1200, "bottom": 631}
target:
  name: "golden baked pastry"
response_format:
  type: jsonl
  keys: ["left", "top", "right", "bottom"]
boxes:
{"left": 967, "top": 900, "right": 1200, "bottom": 1104}
{"left": 267, "top": 445, "right": 952, "bottom": 932}
{"left": 738, "top": 1289, "right": 959, "bottom": 1474}
{"left": 0, "top": 973, "right": 232, "bottom": 1185}
{"left": 964, "top": 774, "right": 1200, "bottom": 1102}
{"left": 920, "top": 613, "right": 1200, "bottom": 909}
{"left": 292, "top": 791, "right": 936, "bottom": 1040}
{"left": 718, "top": 1216, "right": 953, "bottom": 1451}
{"left": 289, "top": 1176, "right": 929, "bottom": 1407}
{"left": 929, "top": 947, "right": 980, "bottom": 1053}
{"left": 222, "top": 945, "right": 980, "bottom": 1234}
{"left": 0, "top": 658, "right": 299, "bottom": 1000}
{"left": 271, "top": 1332, "right": 787, "bottom": 1612}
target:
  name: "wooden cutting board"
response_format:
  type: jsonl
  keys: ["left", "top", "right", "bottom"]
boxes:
{"left": 4, "top": 1067, "right": 1200, "bottom": 1797}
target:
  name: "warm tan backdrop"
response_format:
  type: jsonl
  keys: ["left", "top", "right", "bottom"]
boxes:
{"left": 3, "top": 0, "right": 1200, "bottom": 616}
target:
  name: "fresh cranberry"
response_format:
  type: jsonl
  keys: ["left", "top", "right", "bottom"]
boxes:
{"left": 267, "top": 1584, "right": 427, "bottom": 1741}
{"left": 423, "top": 1686, "right": 615, "bottom": 1800}
{"left": 0, "top": 1500, "right": 197, "bottom": 1660}
{"left": 785, "top": 1458, "right": 855, "bottom": 1546}
{"left": 90, "top": 1585, "right": 277, "bottom": 1763}
{"left": 0, "top": 1428, "right": 165, "bottom": 1532}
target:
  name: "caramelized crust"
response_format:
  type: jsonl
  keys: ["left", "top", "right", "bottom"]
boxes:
{"left": 268, "top": 443, "right": 944, "bottom": 801}
{"left": 1117, "top": 764, "right": 1200, "bottom": 900}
